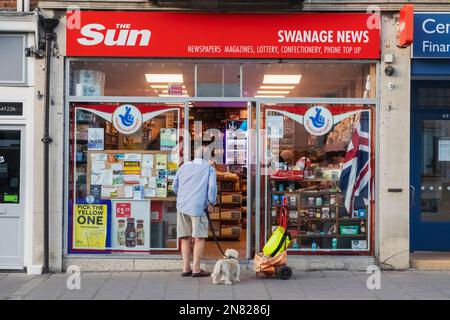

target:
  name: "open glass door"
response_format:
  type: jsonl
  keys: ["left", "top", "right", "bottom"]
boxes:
{"left": 187, "top": 101, "right": 255, "bottom": 260}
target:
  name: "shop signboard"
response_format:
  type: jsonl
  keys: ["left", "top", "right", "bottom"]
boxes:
{"left": 67, "top": 12, "right": 380, "bottom": 59}
{"left": 413, "top": 13, "right": 450, "bottom": 58}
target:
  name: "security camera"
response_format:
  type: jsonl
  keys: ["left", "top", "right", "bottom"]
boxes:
{"left": 385, "top": 65, "right": 395, "bottom": 76}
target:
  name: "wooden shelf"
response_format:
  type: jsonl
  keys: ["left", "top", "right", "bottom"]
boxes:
{"left": 298, "top": 218, "right": 338, "bottom": 222}
{"left": 148, "top": 197, "right": 177, "bottom": 202}
{"left": 300, "top": 204, "right": 338, "bottom": 209}
{"left": 268, "top": 173, "right": 369, "bottom": 250}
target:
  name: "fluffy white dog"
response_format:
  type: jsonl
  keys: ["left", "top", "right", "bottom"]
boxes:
{"left": 211, "top": 249, "right": 240, "bottom": 285}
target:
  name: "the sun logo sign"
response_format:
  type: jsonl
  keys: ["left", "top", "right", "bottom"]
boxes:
{"left": 77, "top": 23, "right": 152, "bottom": 47}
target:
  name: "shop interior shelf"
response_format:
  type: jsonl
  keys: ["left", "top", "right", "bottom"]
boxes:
{"left": 148, "top": 196, "right": 177, "bottom": 202}
{"left": 298, "top": 218, "right": 338, "bottom": 221}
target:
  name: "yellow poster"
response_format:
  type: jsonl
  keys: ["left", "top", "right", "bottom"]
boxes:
{"left": 74, "top": 204, "right": 107, "bottom": 249}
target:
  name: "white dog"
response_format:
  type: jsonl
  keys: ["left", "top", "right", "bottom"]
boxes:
{"left": 211, "top": 249, "right": 240, "bottom": 285}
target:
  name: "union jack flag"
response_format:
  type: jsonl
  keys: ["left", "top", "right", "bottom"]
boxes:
{"left": 339, "top": 111, "right": 371, "bottom": 214}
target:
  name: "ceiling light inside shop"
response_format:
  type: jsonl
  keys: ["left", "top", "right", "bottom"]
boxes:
{"left": 257, "top": 90, "right": 290, "bottom": 94}
{"left": 263, "top": 74, "right": 301, "bottom": 84}
{"left": 145, "top": 74, "right": 184, "bottom": 83}
{"left": 260, "top": 85, "right": 295, "bottom": 90}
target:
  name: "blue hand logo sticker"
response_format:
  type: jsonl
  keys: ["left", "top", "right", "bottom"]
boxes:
{"left": 118, "top": 106, "right": 134, "bottom": 127}
{"left": 309, "top": 107, "right": 325, "bottom": 128}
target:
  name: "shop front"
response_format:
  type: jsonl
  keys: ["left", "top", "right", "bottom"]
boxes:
{"left": 63, "top": 11, "right": 380, "bottom": 266}
{"left": 410, "top": 12, "right": 450, "bottom": 252}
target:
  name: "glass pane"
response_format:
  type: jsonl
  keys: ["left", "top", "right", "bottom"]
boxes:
{"left": 69, "top": 102, "right": 184, "bottom": 253}
{"left": 0, "top": 35, "right": 24, "bottom": 82}
{"left": 196, "top": 64, "right": 241, "bottom": 97}
{"left": 418, "top": 87, "right": 450, "bottom": 108}
{"left": 70, "top": 61, "right": 195, "bottom": 97}
{"left": 244, "top": 63, "right": 376, "bottom": 98}
{"left": 421, "top": 120, "right": 450, "bottom": 222}
{"left": 0, "top": 130, "right": 21, "bottom": 204}
{"left": 260, "top": 104, "right": 374, "bottom": 252}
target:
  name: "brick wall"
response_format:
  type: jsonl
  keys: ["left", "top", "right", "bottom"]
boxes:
{"left": 0, "top": 0, "right": 17, "bottom": 9}
{"left": 0, "top": 0, "right": 39, "bottom": 10}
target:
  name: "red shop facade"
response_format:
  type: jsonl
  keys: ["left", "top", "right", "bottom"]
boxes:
{"left": 64, "top": 11, "right": 380, "bottom": 260}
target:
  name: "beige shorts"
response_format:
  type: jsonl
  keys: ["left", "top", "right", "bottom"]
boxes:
{"left": 177, "top": 212, "right": 209, "bottom": 239}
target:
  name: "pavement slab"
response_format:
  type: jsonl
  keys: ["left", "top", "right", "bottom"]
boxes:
{"left": 1, "top": 270, "right": 450, "bottom": 300}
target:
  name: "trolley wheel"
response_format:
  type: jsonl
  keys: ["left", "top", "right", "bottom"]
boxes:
{"left": 277, "top": 265, "right": 292, "bottom": 280}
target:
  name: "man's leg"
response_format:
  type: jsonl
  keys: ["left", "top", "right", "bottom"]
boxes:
{"left": 192, "top": 237, "right": 205, "bottom": 273}
{"left": 180, "top": 237, "right": 192, "bottom": 273}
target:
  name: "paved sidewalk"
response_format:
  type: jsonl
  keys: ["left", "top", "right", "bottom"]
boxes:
{"left": 1, "top": 270, "right": 450, "bottom": 300}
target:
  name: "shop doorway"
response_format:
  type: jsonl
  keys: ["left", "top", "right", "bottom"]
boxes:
{"left": 411, "top": 110, "right": 450, "bottom": 251}
{"left": 188, "top": 102, "right": 253, "bottom": 260}
{"left": 0, "top": 125, "right": 25, "bottom": 269}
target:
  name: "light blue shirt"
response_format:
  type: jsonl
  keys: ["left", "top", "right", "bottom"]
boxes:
{"left": 172, "top": 158, "right": 217, "bottom": 216}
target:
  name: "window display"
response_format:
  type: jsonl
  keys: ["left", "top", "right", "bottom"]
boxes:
{"left": 262, "top": 104, "right": 374, "bottom": 252}
{"left": 69, "top": 103, "right": 182, "bottom": 253}
{"left": 65, "top": 59, "right": 377, "bottom": 258}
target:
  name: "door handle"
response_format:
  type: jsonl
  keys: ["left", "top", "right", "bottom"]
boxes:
{"left": 409, "top": 185, "right": 416, "bottom": 209}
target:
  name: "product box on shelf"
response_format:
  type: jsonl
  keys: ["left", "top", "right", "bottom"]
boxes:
{"left": 351, "top": 240, "right": 367, "bottom": 250}
{"left": 221, "top": 226, "right": 241, "bottom": 237}
{"left": 72, "top": 69, "right": 105, "bottom": 96}
{"left": 221, "top": 193, "right": 242, "bottom": 204}
{"left": 340, "top": 225, "right": 359, "bottom": 235}
{"left": 220, "top": 210, "right": 242, "bottom": 220}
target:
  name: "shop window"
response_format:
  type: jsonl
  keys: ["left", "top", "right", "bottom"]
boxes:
{"left": 418, "top": 87, "right": 450, "bottom": 107}
{"left": 260, "top": 104, "right": 375, "bottom": 253}
{"left": 243, "top": 63, "right": 376, "bottom": 98}
{"left": 69, "top": 60, "right": 377, "bottom": 99}
{"left": 0, "top": 35, "right": 25, "bottom": 83}
{"left": 69, "top": 61, "right": 195, "bottom": 97}
{"left": 196, "top": 64, "right": 241, "bottom": 97}
{"left": 68, "top": 102, "right": 184, "bottom": 254}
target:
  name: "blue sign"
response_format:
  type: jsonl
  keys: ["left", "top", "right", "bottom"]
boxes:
{"left": 413, "top": 13, "right": 450, "bottom": 58}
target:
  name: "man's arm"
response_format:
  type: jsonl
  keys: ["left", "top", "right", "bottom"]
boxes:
{"left": 207, "top": 165, "right": 217, "bottom": 206}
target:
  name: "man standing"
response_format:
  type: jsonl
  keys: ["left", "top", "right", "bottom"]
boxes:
{"left": 172, "top": 156, "right": 217, "bottom": 277}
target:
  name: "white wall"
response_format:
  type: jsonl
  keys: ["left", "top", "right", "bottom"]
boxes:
{"left": 376, "top": 13, "right": 411, "bottom": 270}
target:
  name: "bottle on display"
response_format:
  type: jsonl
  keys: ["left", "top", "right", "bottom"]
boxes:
{"left": 315, "top": 196, "right": 322, "bottom": 206}
{"left": 292, "top": 238, "right": 299, "bottom": 249}
{"left": 360, "top": 220, "right": 366, "bottom": 234}
{"left": 125, "top": 218, "right": 136, "bottom": 248}
{"left": 311, "top": 241, "right": 317, "bottom": 252}
{"left": 136, "top": 219, "right": 145, "bottom": 246}
{"left": 117, "top": 219, "right": 126, "bottom": 246}
{"left": 332, "top": 237, "right": 338, "bottom": 250}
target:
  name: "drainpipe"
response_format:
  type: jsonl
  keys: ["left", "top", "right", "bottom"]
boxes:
{"left": 40, "top": 17, "right": 59, "bottom": 274}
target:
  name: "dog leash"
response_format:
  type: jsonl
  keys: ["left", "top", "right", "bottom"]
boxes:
{"left": 204, "top": 208, "right": 228, "bottom": 259}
